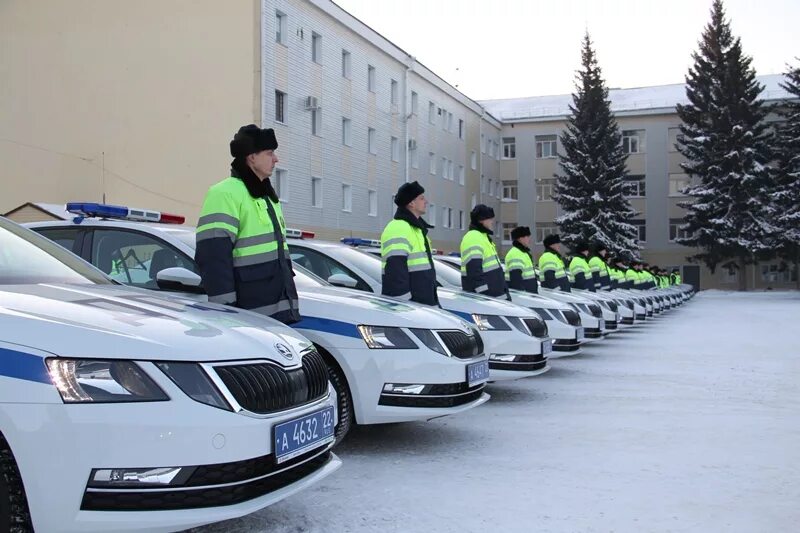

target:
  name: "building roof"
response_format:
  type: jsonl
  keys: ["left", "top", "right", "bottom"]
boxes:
{"left": 479, "top": 74, "right": 792, "bottom": 122}
{"left": 3, "top": 202, "right": 72, "bottom": 222}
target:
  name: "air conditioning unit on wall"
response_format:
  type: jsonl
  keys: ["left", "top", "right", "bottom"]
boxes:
{"left": 304, "top": 96, "right": 319, "bottom": 110}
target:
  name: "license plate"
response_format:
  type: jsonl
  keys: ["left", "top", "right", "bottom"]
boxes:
{"left": 599, "top": 319, "right": 606, "bottom": 330}
{"left": 541, "top": 339, "right": 553, "bottom": 354}
{"left": 273, "top": 406, "right": 335, "bottom": 464}
{"left": 466, "top": 360, "right": 490, "bottom": 386}
{"left": 575, "top": 327, "right": 585, "bottom": 341}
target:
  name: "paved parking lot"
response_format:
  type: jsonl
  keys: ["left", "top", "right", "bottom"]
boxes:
{"left": 195, "top": 291, "right": 800, "bottom": 533}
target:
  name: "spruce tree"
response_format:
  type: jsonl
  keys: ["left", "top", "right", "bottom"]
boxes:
{"left": 675, "top": 0, "right": 777, "bottom": 289}
{"left": 773, "top": 61, "right": 800, "bottom": 286}
{"left": 553, "top": 32, "right": 639, "bottom": 261}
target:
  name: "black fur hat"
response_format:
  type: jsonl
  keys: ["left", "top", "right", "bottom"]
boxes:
{"left": 574, "top": 241, "right": 590, "bottom": 253}
{"left": 394, "top": 181, "right": 425, "bottom": 207}
{"left": 511, "top": 226, "right": 531, "bottom": 241}
{"left": 470, "top": 204, "right": 495, "bottom": 224}
{"left": 230, "top": 124, "right": 278, "bottom": 158}
{"left": 543, "top": 234, "right": 561, "bottom": 247}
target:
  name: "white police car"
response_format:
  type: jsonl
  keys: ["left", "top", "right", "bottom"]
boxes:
{"left": 286, "top": 239, "right": 553, "bottom": 381}
{"left": 0, "top": 216, "right": 340, "bottom": 533}
{"left": 429, "top": 256, "right": 587, "bottom": 357}
{"left": 26, "top": 203, "right": 491, "bottom": 444}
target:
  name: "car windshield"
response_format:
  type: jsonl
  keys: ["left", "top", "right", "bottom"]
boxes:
{"left": 0, "top": 217, "right": 112, "bottom": 285}
{"left": 433, "top": 259, "right": 462, "bottom": 287}
{"left": 330, "top": 246, "right": 383, "bottom": 282}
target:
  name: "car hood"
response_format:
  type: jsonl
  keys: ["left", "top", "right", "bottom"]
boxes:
{"left": 295, "top": 286, "right": 476, "bottom": 332}
{"left": 436, "top": 288, "right": 536, "bottom": 318}
{"left": 0, "top": 283, "right": 312, "bottom": 362}
{"left": 508, "top": 290, "right": 572, "bottom": 310}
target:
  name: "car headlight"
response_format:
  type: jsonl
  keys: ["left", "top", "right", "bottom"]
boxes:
{"left": 46, "top": 359, "right": 168, "bottom": 403}
{"left": 504, "top": 316, "right": 531, "bottom": 336}
{"left": 156, "top": 362, "right": 231, "bottom": 411}
{"left": 471, "top": 314, "right": 511, "bottom": 331}
{"left": 409, "top": 329, "right": 448, "bottom": 355}
{"left": 357, "top": 325, "right": 417, "bottom": 349}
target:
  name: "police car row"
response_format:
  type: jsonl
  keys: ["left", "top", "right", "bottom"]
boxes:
{"left": 1, "top": 203, "right": 691, "bottom": 532}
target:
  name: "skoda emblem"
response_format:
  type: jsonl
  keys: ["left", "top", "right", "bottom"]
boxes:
{"left": 275, "top": 343, "right": 294, "bottom": 361}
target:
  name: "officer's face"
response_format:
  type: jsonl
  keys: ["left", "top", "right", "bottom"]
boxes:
{"left": 551, "top": 243, "right": 562, "bottom": 253}
{"left": 480, "top": 217, "right": 495, "bottom": 231}
{"left": 408, "top": 194, "right": 427, "bottom": 215}
{"left": 248, "top": 149, "right": 279, "bottom": 180}
{"left": 518, "top": 235, "right": 532, "bottom": 247}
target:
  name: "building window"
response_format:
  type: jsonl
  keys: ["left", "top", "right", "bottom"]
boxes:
{"left": 274, "top": 169, "right": 288, "bottom": 201}
{"left": 391, "top": 137, "right": 400, "bottom": 162}
{"left": 488, "top": 179, "right": 494, "bottom": 197}
{"left": 341, "top": 184, "right": 352, "bottom": 212}
{"left": 429, "top": 152, "right": 436, "bottom": 175}
{"left": 669, "top": 218, "right": 691, "bottom": 242}
{"left": 502, "top": 223, "right": 516, "bottom": 244}
{"left": 623, "top": 175, "right": 646, "bottom": 198}
{"left": 471, "top": 194, "right": 477, "bottom": 209}
{"left": 481, "top": 134, "right": 485, "bottom": 154}
{"left": 411, "top": 91, "right": 418, "bottom": 115}
{"left": 760, "top": 263, "right": 792, "bottom": 283}
{"left": 535, "top": 224, "right": 558, "bottom": 244}
{"left": 447, "top": 112, "right": 454, "bottom": 133}
{"left": 458, "top": 210, "right": 465, "bottom": 230}
{"left": 311, "top": 177, "right": 322, "bottom": 208}
{"left": 311, "top": 108, "right": 322, "bottom": 136}
{"left": 275, "top": 90, "right": 286, "bottom": 124}
{"left": 275, "top": 11, "right": 287, "bottom": 45}
{"left": 342, "top": 117, "right": 351, "bottom": 146}
{"left": 489, "top": 140, "right": 496, "bottom": 158}
{"left": 668, "top": 127, "right": 681, "bottom": 152}
{"left": 495, "top": 180, "right": 501, "bottom": 197}
{"left": 502, "top": 180, "right": 518, "bottom": 201}
{"left": 368, "top": 189, "right": 377, "bottom": 217}
{"left": 390, "top": 79, "right": 398, "bottom": 106}
{"left": 622, "top": 130, "right": 645, "bottom": 154}
{"left": 428, "top": 102, "right": 436, "bottom": 124}
{"left": 535, "top": 135, "right": 558, "bottom": 158}
{"left": 442, "top": 206, "right": 450, "bottom": 229}
{"left": 721, "top": 263, "right": 738, "bottom": 284}
{"left": 480, "top": 175, "right": 486, "bottom": 194}
{"left": 669, "top": 173, "right": 690, "bottom": 196}
{"left": 458, "top": 165, "right": 465, "bottom": 185}
{"left": 367, "top": 65, "right": 376, "bottom": 92}
{"left": 368, "top": 128, "right": 376, "bottom": 155}
{"left": 502, "top": 137, "right": 516, "bottom": 159}
{"left": 410, "top": 140, "right": 419, "bottom": 168}
{"left": 311, "top": 32, "right": 322, "bottom": 64}
{"left": 429, "top": 203, "right": 436, "bottom": 226}
{"left": 632, "top": 219, "right": 646, "bottom": 242}
{"left": 536, "top": 178, "right": 556, "bottom": 201}
{"left": 341, "top": 50, "right": 351, "bottom": 79}
{"left": 471, "top": 151, "right": 477, "bottom": 170}
{"left": 459, "top": 119, "right": 465, "bottom": 140}
{"left": 441, "top": 157, "right": 447, "bottom": 179}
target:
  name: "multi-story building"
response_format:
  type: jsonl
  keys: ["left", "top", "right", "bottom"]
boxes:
{"left": 1, "top": 1, "right": 794, "bottom": 288}
{"left": 480, "top": 77, "right": 797, "bottom": 290}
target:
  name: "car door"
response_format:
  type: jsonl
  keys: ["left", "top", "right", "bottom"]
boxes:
{"left": 86, "top": 228, "right": 198, "bottom": 290}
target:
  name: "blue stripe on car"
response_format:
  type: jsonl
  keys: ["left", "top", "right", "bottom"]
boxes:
{"left": 292, "top": 316, "right": 361, "bottom": 339}
{"left": 447, "top": 310, "right": 474, "bottom": 322}
{"left": 0, "top": 347, "right": 52, "bottom": 384}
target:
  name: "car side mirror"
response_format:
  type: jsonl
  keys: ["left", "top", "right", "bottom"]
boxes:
{"left": 328, "top": 273, "right": 358, "bottom": 288}
{"left": 156, "top": 267, "right": 205, "bottom": 294}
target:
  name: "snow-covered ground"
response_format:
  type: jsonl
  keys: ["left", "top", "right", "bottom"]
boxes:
{"left": 193, "top": 291, "right": 800, "bottom": 533}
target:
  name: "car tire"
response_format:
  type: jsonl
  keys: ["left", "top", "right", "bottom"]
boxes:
{"left": 318, "top": 353, "right": 354, "bottom": 446}
{"left": 0, "top": 433, "right": 32, "bottom": 533}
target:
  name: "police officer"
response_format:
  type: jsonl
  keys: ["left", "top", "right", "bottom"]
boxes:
{"left": 538, "top": 234, "right": 570, "bottom": 291}
{"left": 568, "top": 241, "right": 594, "bottom": 291}
{"left": 671, "top": 268, "right": 682, "bottom": 286}
{"left": 588, "top": 242, "right": 611, "bottom": 290}
{"left": 380, "top": 181, "right": 438, "bottom": 305}
{"left": 195, "top": 124, "right": 300, "bottom": 324}
{"left": 460, "top": 205, "right": 507, "bottom": 298}
{"left": 625, "top": 260, "right": 641, "bottom": 289}
{"left": 504, "top": 226, "right": 538, "bottom": 293}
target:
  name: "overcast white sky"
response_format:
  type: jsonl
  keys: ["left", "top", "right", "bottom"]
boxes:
{"left": 334, "top": 0, "right": 799, "bottom": 101}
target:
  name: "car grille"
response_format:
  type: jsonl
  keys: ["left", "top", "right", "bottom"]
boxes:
{"left": 81, "top": 452, "right": 333, "bottom": 511}
{"left": 437, "top": 330, "right": 484, "bottom": 359}
{"left": 523, "top": 318, "right": 548, "bottom": 337}
{"left": 215, "top": 350, "right": 328, "bottom": 414}
{"left": 561, "top": 309, "right": 582, "bottom": 327}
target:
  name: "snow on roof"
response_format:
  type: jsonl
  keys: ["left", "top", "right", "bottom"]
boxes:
{"left": 480, "top": 74, "right": 791, "bottom": 122}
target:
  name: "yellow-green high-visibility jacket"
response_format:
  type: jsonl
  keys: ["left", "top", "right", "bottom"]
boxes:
{"left": 588, "top": 255, "right": 610, "bottom": 289}
{"left": 461, "top": 229, "right": 507, "bottom": 297}
{"left": 195, "top": 176, "right": 300, "bottom": 323}
{"left": 625, "top": 268, "right": 642, "bottom": 289}
{"left": 538, "top": 250, "right": 569, "bottom": 290}
{"left": 504, "top": 244, "right": 538, "bottom": 293}
{"left": 380, "top": 212, "right": 438, "bottom": 306}
{"left": 607, "top": 266, "right": 624, "bottom": 288}
{"left": 568, "top": 255, "right": 593, "bottom": 291}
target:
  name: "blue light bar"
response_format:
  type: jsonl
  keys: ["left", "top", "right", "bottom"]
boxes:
{"left": 341, "top": 237, "right": 381, "bottom": 247}
{"left": 65, "top": 202, "right": 185, "bottom": 224}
